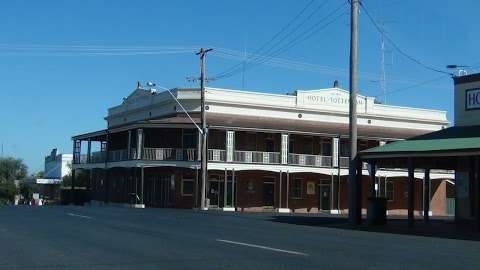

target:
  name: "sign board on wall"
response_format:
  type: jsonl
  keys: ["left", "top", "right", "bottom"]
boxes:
{"left": 306, "top": 181, "right": 315, "bottom": 195}
{"left": 296, "top": 89, "right": 374, "bottom": 113}
{"left": 466, "top": 88, "right": 480, "bottom": 110}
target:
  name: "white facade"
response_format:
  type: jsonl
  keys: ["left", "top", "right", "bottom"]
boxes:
{"left": 70, "top": 85, "right": 453, "bottom": 180}
{"left": 44, "top": 149, "right": 72, "bottom": 180}
{"left": 106, "top": 86, "right": 448, "bottom": 139}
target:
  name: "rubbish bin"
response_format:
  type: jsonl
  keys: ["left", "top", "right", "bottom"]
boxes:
{"left": 367, "top": 197, "right": 387, "bottom": 225}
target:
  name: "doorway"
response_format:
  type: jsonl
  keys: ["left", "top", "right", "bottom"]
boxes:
{"left": 144, "top": 175, "right": 172, "bottom": 207}
{"left": 219, "top": 176, "right": 235, "bottom": 208}
{"left": 208, "top": 177, "right": 220, "bottom": 207}
{"left": 263, "top": 181, "right": 275, "bottom": 207}
{"left": 319, "top": 184, "right": 331, "bottom": 211}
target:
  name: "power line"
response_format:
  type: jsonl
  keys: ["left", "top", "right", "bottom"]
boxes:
{"left": 215, "top": 3, "right": 347, "bottom": 80}
{"left": 214, "top": 0, "right": 320, "bottom": 79}
{"left": 216, "top": 5, "right": 346, "bottom": 79}
{"left": 0, "top": 51, "right": 195, "bottom": 57}
{"left": 358, "top": 1, "right": 452, "bottom": 76}
{"left": 0, "top": 44, "right": 198, "bottom": 56}
{"left": 374, "top": 74, "right": 449, "bottom": 98}
{"left": 211, "top": 47, "right": 448, "bottom": 89}
{"left": 0, "top": 44, "right": 199, "bottom": 50}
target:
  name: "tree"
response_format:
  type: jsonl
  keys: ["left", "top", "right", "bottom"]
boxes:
{"left": 0, "top": 182, "right": 17, "bottom": 205}
{"left": 0, "top": 157, "right": 28, "bottom": 183}
{"left": 19, "top": 182, "right": 37, "bottom": 201}
{"left": 31, "top": 171, "right": 44, "bottom": 179}
{"left": 61, "top": 174, "right": 72, "bottom": 188}
{"left": 61, "top": 169, "right": 87, "bottom": 188}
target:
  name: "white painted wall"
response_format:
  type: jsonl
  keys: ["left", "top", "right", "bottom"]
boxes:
{"left": 44, "top": 154, "right": 72, "bottom": 179}
{"left": 454, "top": 79, "right": 480, "bottom": 126}
{"left": 105, "top": 86, "right": 448, "bottom": 139}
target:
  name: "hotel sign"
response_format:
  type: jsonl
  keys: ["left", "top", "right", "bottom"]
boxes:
{"left": 466, "top": 88, "right": 480, "bottom": 110}
{"left": 305, "top": 94, "right": 365, "bottom": 106}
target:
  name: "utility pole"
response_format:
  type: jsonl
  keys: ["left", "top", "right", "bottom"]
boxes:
{"left": 380, "top": 22, "right": 386, "bottom": 104}
{"left": 197, "top": 48, "right": 213, "bottom": 210}
{"left": 348, "top": 0, "right": 359, "bottom": 224}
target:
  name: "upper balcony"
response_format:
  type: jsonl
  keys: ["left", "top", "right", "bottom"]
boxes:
{"left": 72, "top": 127, "right": 378, "bottom": 169}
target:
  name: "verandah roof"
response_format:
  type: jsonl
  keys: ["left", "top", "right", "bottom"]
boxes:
{"left": 361, "top": 125, "right": 480, "bottom": 157}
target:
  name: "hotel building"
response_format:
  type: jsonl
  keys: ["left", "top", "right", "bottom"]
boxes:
{"left": 71, "top": 82, "right": 453, "bottom": 215}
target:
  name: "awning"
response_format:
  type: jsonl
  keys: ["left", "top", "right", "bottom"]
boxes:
{"left": 36, "top": 178, "right": 62, "bottom": 184}
{"left": 361, "top": 125, "right": 480, "bottom": 158}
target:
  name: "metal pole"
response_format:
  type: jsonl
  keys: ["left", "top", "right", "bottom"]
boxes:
{"left": 337, "top": 136, "right": 341, "bottom": 213}
{"left": 224, "top": 168, "right": 228, "bottom": 208}
{"left": 423, "top": 169, "right": 430, "bottom": 223}
{"left": 369, "top": 161, "right": 376, "bottom": 198}
{"left": 286, "top": 170, "right": 289, "bottom": 209}
{"left": 407, "top": 158, "right": 415, "bottom": 228}
{"left": 279, "top": 170, "right": 282, "bottom": 209}
{"left": 232, "top": 168, "right": 236, "bottom": 208}
{"left": 87, "top": 139, "right": 91, "bottom": 164}
{"left": 141, "top": 166, "right": 144, "bottom": 205}
{"left": 194, "top": 166, "right": 199, "bottom": 208}
{"left": 331, "top": 173, "right": 334, "bottom": 211}
{"left": 71, "top": 169, "right": 76, "bottom": 204}
{"left": 348, "top": 0, "right": 359, "bottom": 225}
{"left": 197, "top": 48, "right": 213, "bottom": 210}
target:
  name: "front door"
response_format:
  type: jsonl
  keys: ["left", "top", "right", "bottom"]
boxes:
{"left": 208, "top": 180, "right": 220, "bottom": 207}
{"left": 263, "top": 182, "right": 275, "bottom": 207}
{"left": 319, "top": 185, "right": 331, "bottom": 211}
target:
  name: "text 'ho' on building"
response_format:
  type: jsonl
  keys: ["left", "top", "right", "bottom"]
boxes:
{"left": 71, "top": 81, "right": 453, "bottom": 215}
{"left": 360, "top": 73, "right": 480, "bottom": 229}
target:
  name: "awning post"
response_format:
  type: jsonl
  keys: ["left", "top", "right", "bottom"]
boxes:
{"left": 423, "top": 169, "right": 430, "bottom": 223}
{"left": 369, "top": 161, "right": 376, "bottom": 198}
{"left": 407, "top": 158, "right": 415, "bottom": 228}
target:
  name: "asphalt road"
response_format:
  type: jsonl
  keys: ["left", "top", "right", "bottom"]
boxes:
{"left": 1, "top": 206, "right": 479, "bottom": 270}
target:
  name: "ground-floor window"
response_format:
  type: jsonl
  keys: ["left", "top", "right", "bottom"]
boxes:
{"left": 291, "top": 178, "right": 303, "bottom": 199}
{"left": 182, "top": 178, "right": 194, "bottom": 196}
{"left": 386, "top": 181, "right": 394, "bottom": 201}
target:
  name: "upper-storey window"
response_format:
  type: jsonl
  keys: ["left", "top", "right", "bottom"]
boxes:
{"left": 340, "top": 140, "right": 350, "bottom": 157}
{"left": 303, "top": 136, "right": 314, "bottom": 154}
{"left": 319, "top": 138, "right": 332, "bottom": 156}
{"left": 289, "top": 137, "right": 295, "bottom": 153}
{"left": 183, "top": 129, "right": 197, "bottom": 148}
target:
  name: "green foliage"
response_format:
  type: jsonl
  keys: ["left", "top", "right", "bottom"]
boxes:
{"left": 62, "top": 174, "right": 72, "bottom": 188}
{"left": 0, "top": 181, "right": 18, "bottom": 205}
{"left": 0, "top": 157, "right": 28, "bottom": 183}
{"left": 31, "top": 171, "right": 44, "bottom": 179}
{"left": 19, "top": 182, "right": 37, "bottom": 201}
{"left": 62, "top": 169, "right": 88, "bottom": 188}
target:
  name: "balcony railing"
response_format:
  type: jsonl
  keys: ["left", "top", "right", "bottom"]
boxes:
{"left": 208, "top": 149, "right": 226, "bottom": 162}
{"left": 339, "top": 157, "right": 349, "bottom": 168}
{"left": 142, "top": 148, "right": 197, "bottom": 161}
{"left": 79, "top": 154, "right": 88, "bottom": 164}
{"left": 108, "top": 149, "right": 129, "bottom": 162}
{"left": 90, "top": 151, "right": 106, "bottom": 163}
{"left": 234, "top": 150, "right": 281, "bottom": 164}
{"left": 288, "top": 153, "right": 332, "bottom": 167}
{"left": 338, "top": 157, "right": 369, "bottom": 169}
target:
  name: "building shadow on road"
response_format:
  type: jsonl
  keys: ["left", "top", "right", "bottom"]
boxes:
{"left": 269, "top": 215, "right": 480, "bottom": 241}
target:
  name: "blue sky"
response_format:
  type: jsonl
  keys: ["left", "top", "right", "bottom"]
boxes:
{"left": 0, "top": 0, "right": 478, "bottom": 172}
